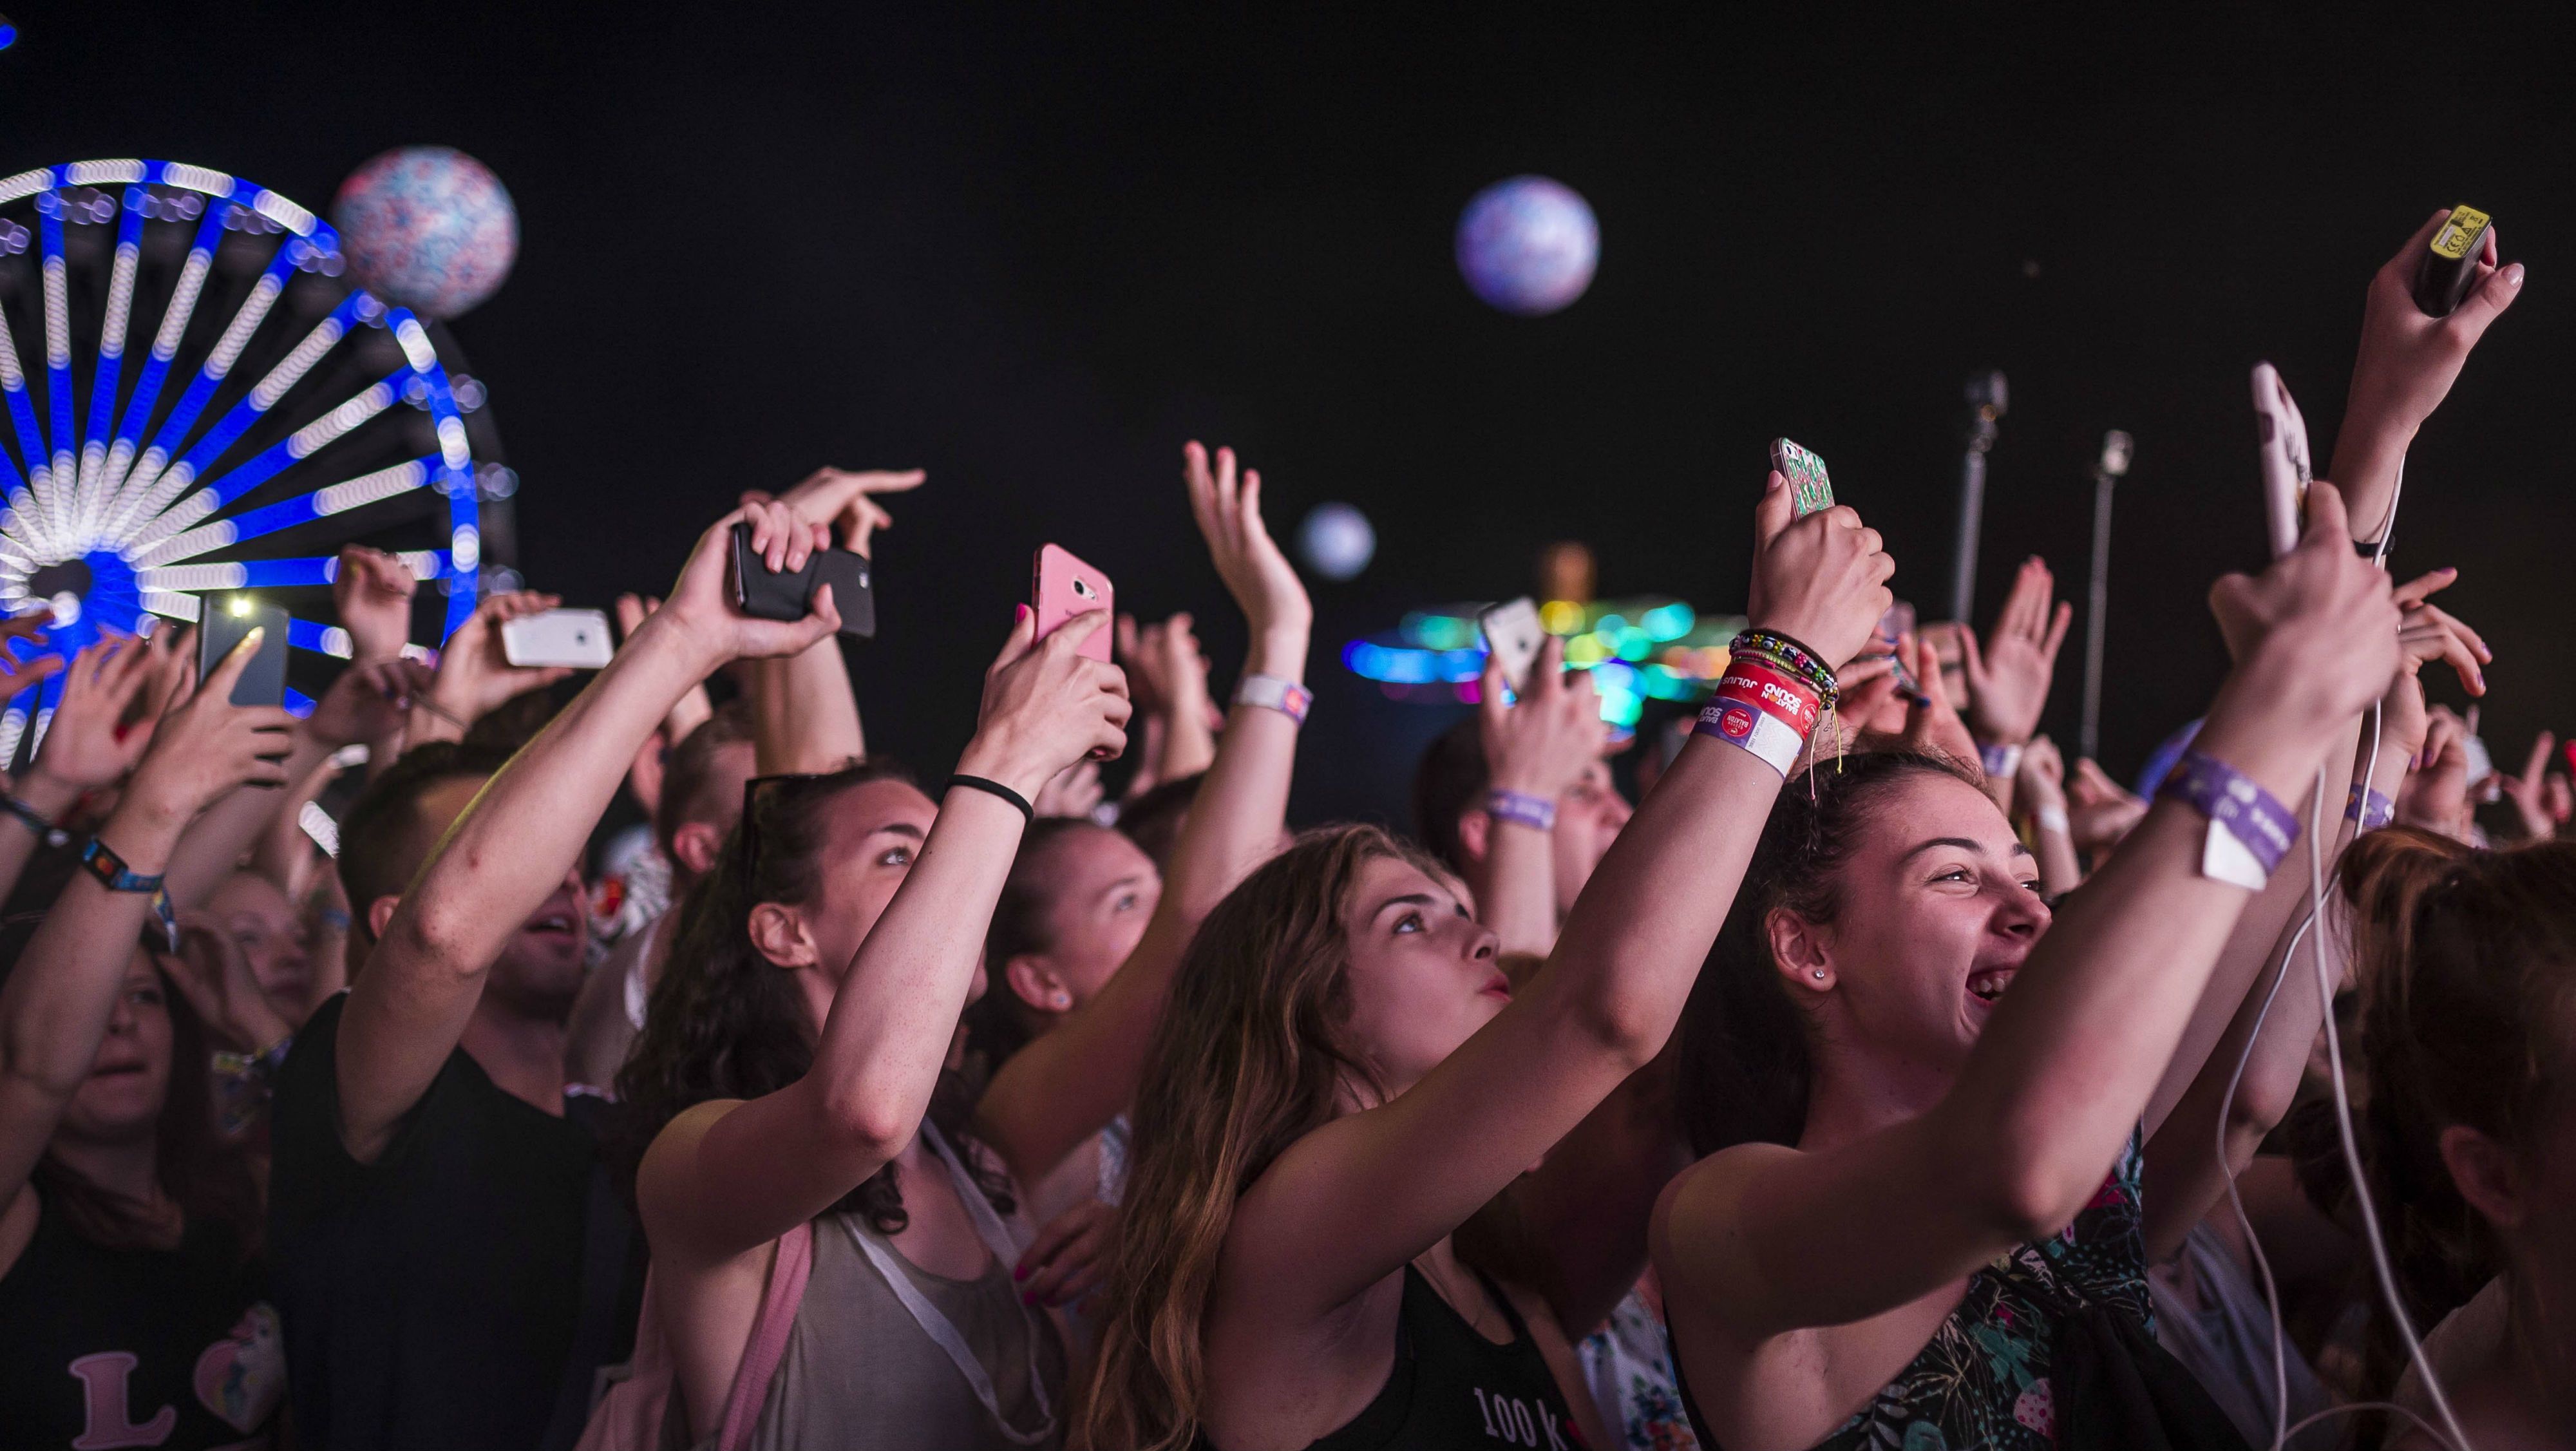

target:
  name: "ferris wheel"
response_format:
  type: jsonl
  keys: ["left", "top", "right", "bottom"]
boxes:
{"left": 0, "top": 157, "right": 515, "bottom": 763}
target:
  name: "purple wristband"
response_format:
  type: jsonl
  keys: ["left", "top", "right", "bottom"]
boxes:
{"left": 2346, "top": 782, "right": 2394, "bottom": 832}
{"left": 1484, "top": 788, "right": 1558, "bottom": 833}
{"left": 2157, "top": 750, "right": 2298, "bottom": 878}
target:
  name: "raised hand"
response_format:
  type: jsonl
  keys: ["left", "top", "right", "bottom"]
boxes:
{"left": 647, "top": 499, "right": 845, "bottom": 674}
{"left": 2395, "top": 707, "right": 2476, "bottom": 841}
{"left": 165, "top": 915, "right": 294, "bottom": 1057}
{"left": 1185, "top": 442, "right": 1311, "bottom": 646}
{"left": 2066, "top": 757, "right": 2148, "bottom": 858}
{"left": 2497, "top": 730, "right": 2569, "bottom": 843}
{"left": 1958, "top": 557, "right": 2072, "bottom": 746}
{"left": 2338, "top": 209, "right": 2523, "bottom": 488}
{"left": 2382, "top": 569, "right": 2487, "bottom": 767}
{"left": 1120, "top": 612, "right": 1214, "bottom": 725}
{"left": 770, "top": 466, "right": 925, "bottom": 558}
{"left": 956, "top": 609, "right": 1132, "bottom": 803}
{"left": 1034, "top": 759, "right": 1106, "bottom": 819}
{"left": 1744, "top": 471, "right": 1895, "bottom": 671}
{"left": 414, "top": 589, "right": 575, "bottom": 739}
{"left": 1893, "top": 632, "right": 1979, "bottom": 764}
{"left": 119, "top": 631, "right": 297, "bottom": 831}
{"left": 2202, "top": 482, "right": 2403, "bottom": 769}
{"left": 2017, "top": 734, "right": 2069, "bottom": 812}
{"left": 28, "top": 633, "right": 164, "bottom": 792}
{"left": 0, "top": 611, "right": 62, "bottom": 706}
{"left": 307, "top": 657, "right": 434, "bottom": 750}
{"left": 332, "top": 545, "right": 419, "bottom": 662}
{"left": 1479, "top": 636, "right": 1607, "bottom": 800}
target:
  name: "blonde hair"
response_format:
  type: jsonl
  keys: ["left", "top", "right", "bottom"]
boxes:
{"left": 1075, "top": 824, "right": 1443, "bottom": 1450}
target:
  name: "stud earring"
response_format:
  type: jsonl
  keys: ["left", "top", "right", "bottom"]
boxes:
{"left": 1051, "top": 991, "right": 1072, "bottom": 1009}
{"left": 1811, "top": 969, "right": 1826, "bottom": 980}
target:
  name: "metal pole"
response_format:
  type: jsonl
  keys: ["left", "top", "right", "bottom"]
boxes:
{"left": 1949, "top": 371, "right": 2007, "bottom": 625}
{"left": 2079, "top": 430, "right": 2132, "bottom": 763}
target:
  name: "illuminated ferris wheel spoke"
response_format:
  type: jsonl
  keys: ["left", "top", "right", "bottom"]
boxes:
{"left": 75, "top": 193, "right": 146, "bottom": 517}
{"left": 0, "top": 280, "right": 59, "bottom": 554}
{"left": 38, "top": 196, "right": 77, "bottom": 537}
{"left": 98, "top": 201, "right": 227, "bottom": 508}
{"left": 102, "top": 237, "right": 302, "bottom": 540}
{"left": 132, "top": 454, "right": 442, "bottom": 567}
{"left": 123, "top": 366, "right": 409, "bottom": 552}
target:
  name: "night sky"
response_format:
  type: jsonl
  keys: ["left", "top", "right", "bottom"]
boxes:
{"left": 6, "top": 5, "right": 2567, "bottom": 825}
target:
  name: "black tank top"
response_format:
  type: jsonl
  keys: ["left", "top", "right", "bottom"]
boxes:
{"left": 1204, "top": 1264, "right": 1586, "bottom": 1450}
{"left": 0, "top": 1193, "right": 285, "bottom": 1448}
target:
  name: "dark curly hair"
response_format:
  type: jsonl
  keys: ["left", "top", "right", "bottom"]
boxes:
{"left": 1676, "top": 750, "right": 1984, "bottom": 1155}
{"left": 612, "top": 760, "right": 1014, "bottom": 1233}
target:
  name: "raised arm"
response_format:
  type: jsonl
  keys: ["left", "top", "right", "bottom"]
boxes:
{"left": 1958, "top": 557, "right": 2072, "bottom": 818}
{"left": 0, "top": 636, "right": 290, "bottom": 1208}
{"left": 639, "top": 611, "right": 1128, "bottom": 1260}
{"left": 2141, "top": 578, "right": 2486, "bottom": 1258}
{"left": 333, "top": 504, "right": 838, "bottom": 1162}
{"left": 1468, "top": 635, "right": 1610, "bottom": 958}
{"left": 1655, "top": 485, "right": 2398, "bottom": 1342}
{"left": 742, "top": 467, "right": 922, "bottom": 772}
{"left": 1227, "top": 478, "right": 1892, "bottom": 1322}
{"left": 2, "top": 632, "right": 162, "bottom": 901}
{"left": 2331, "top": 209, "right": 2523, "bottom": 547}
{"left": 401, "top": 589, "right": 573, "bottom": 750}
{"left": 2016, "top": 735, "right": 2083, "bottom": 898}
{"left": 976, "top": 441, "right": 1309, "bottom": 1188}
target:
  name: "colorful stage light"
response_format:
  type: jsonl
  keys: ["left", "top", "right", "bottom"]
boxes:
{"left": 1343, "top": 595, "right": 1747, "bottom": 727}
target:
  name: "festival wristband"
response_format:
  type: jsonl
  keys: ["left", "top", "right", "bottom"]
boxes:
{"left": 1696, "top": 659, "right": 1820, "bottom": 779}
{"left": 2155, "top": 751, "right": 2298, "bottom": 889}
{"left": 1234, "top": 673, "right": 1312, "bottom": 725}
{"left": 79, "top": 837, "right": 179, "bottom": 949}
{"left": 2345, "top": 782, "right": 2394, "bottom": 832}
{"left": 1, "top": 793, "right": 68, "bottom": 849}
{"left": 2035, "top": 804, "right": 2070, "bottom": 835}
{"left": 1484, "top": 789, "right": 1557, "bottom": 832}
{"left": 1980, "top": 742, "right": 2025, "bottom": 780}
{"left": 945, "top": 774, "right": 1034, "bottom": 825}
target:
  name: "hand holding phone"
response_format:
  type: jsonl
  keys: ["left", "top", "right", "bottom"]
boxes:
{"left": 730, "top": 523, "right": 878, "bottom": 638}
{"left": 2251, "top": 363, "right": 2311, "bottom": 560}
{"left": 500, "top": 609, "right": 616, "bottom": 669}
{"left": 1772, "top": 437, "right": 1834, "bottom": 517}
{"left": 196, "top": 594, "right": 289, "bottom": 707}
{"left": 2412, "top": 204, "right": 2494, "bottom": 318}
{"left": 1032, "top": 544, "right": 1114, "bottom": 663}
{"left": 1477, "top": 597, "right": 1546, "bottom": 695}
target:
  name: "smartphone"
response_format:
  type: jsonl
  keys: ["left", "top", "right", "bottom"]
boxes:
{"left": 501, "top": 608, "right": 616, "bottom": 669}
{"left": 1032, "top": 544, "right": 1113, "bottom": 662}
{"left": 196, "top": 593, "right": 289, "bottom": 707}
{"left": 2412, "top": 204, "right": 2493, "bottom": 318}
{"left": 2251, "top": 363, "right": 2311, "bottom": 560}
{"left": 1771, "top": 437, "right": 1833, "bottom": 517}
{"left": 1477, "top": 596, "right": 1546, "bottom": 694}
{"left": 728, "top": 523, "right": 878, "bottom": 638}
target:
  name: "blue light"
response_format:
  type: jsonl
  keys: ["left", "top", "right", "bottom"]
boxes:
{"left": 1, "top": 23, "right": 20, "bottom": 52}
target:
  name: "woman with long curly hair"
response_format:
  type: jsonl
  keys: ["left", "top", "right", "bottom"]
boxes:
{"left": 1078, "top": 475, "right": 1894, "bottom": 1450}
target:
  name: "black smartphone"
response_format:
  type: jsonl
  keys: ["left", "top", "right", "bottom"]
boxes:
{"left": 728, "top": 523, "right": 876, "bottom": 639}
{"left": 196, "top": 593, "right": 289, "bottom": 707}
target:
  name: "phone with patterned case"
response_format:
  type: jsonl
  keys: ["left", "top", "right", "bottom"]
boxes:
{"left": 1771, "top": 437, "right": 1833, "bottom": 517}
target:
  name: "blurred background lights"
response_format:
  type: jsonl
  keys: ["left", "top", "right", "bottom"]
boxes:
{"left": 1296, "top": 502, "right": 1376, "bottom": 580}
{"left": 0, "top": 15, "right": 18, "bottom": 50}
{"left": 1455, "top": 175, "right": 1599, "bottom": 316}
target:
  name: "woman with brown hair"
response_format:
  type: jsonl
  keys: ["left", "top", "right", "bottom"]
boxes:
{"left": 1079, "top": 475, "right": 1895, "bottom": 1450}
{"left": 2360, "top": 837, "right": 2576, "bottom": 1446}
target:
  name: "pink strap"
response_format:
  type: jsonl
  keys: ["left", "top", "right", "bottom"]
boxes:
{"left": 714, "top": 1222, "right": 813, "bottom": 1451}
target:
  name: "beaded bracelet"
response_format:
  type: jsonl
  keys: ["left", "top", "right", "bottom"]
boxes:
{"left": 1729, "top": 629, "right": 1840, "bottom": 710}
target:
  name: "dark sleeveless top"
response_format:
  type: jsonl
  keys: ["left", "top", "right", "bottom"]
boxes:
{"left": 1673, "top": 1134, "right": 2248, "bottom": 1450}
{"left": 0, "top": 1193, "right": 285, "bottom": 1448}
{"left": 1202, "top": 1264, "right": 1588, "bottom": 1450}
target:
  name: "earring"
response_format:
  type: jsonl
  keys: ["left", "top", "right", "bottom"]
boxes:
{"left": 1811, "top": 969, "right": 1826, "bottom": 980}
{"left": 1050, "top": 991, "right": 1072, "bottom": 1009}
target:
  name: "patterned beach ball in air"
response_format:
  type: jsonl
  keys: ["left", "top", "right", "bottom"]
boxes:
{"left": 331, "top": 146, "right": 518, "bottom": 319}
{"left": 1455, "top": 175, "right": 1598, "bottom": 317}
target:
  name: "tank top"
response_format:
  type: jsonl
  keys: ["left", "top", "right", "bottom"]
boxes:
{"left": 1672, "top": 1133, "right": 2244, "bottom": 1450}
{"left": 1202, "top": 1264, "right": 1586, "bottom": 1451}
{"left": 697, "top": 1129, "right": 1067, "bottom": 1451}
{"left": 0, "top": 1193, "right": 285, "bottom": 1448}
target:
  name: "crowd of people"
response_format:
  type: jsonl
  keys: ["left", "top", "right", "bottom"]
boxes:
{"left": 0, "top": 208, "right": 2559, "bottom": 1451}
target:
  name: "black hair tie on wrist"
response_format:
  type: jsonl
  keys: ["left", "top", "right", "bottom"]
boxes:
{"left": 946, "top": 774, "right": 1034, "bottom": 825}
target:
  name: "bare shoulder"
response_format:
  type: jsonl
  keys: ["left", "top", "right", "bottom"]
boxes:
{"left": 635, "top": 1097, "right": 746, "bottom": 1258}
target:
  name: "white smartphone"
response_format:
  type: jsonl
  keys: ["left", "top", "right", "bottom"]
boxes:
{"left": 1478, "top": 596, "right": 1546, "bottom": 694}
{"left": 2251, "top": 363, "right": 2311, "bottom": 560}
{"left": 500, "top": 608, "right": 616, "bottom": 669}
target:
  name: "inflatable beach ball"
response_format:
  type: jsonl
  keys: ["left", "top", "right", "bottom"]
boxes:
{"left": 332, "top": 146, "right": 518, "bottom": 319}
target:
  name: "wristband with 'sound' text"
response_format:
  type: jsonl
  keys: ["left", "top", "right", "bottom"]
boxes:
{"left": 2346, "top": 782, "right": 2394, "bottom": 832}
{"left": 2157, "top": 751, "right": 2299, "bottom": 889}
{"left": 1980, "top": 742, "right": 2025, "bottom": 781}
{"left": 1234, "top": 673, "right": 1311, "bottom": 725}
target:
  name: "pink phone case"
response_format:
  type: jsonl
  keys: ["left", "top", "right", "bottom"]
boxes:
{"left": 1032, "top": 544, "right": 1114, "bottom": 661}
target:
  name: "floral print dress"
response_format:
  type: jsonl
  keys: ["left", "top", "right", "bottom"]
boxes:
{"left": 1810, "top": 1133, "right": 2153, "bottom": 1450}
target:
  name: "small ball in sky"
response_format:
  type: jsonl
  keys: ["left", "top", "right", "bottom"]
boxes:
{"left": 1297, "top": 503, "right": 1376, "bottom": 581}
{"left": 1455, "top": 175, "right": 1598, "bottom": 316}
{"left": 332, "top": 146, "right": 519, "bottom": 319}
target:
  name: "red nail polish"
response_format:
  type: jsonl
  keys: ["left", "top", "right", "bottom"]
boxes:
{"left": 1012, "top": 1264, "right": 1028, "bottom": 1281}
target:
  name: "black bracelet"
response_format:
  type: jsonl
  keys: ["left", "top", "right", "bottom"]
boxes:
{"left": 1, "top": 794, "right": 68, "bottom": 849}
{"left": 945, "top": 774, "right": 1034, "bottom": 824}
